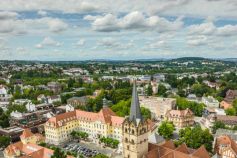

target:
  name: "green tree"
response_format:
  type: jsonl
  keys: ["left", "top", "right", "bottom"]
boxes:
{"left": 158, "top": 121, "right": 175, "bottom": 139}
{"left": 157, "top": 84, "right": 167, "bottom": 96}
{"left": 92, "top": 154, "right": 108, "bottom": 158}
{"left": 51, "top": 148, "right": 67, "bottom": 158}
{"left": 177, "top": 125, "right": 213, "bottom": 152}
{"left": 146, "top": 84, "right": 153, "bottom": 96}
{"left": 0, "top": 136, "right": 10, "bottom": 147}
{"left": 225, "top": 108, "right": 236, "bottom": 116}
{"left": 212, "top": 121, "right": 226, "bottom": 133}
{"left": 176, "top": 97, "right": 204, "bottom": 116}
{"left": 111, "top": 100, "right": 131, "bottom": 117}
{"left": 141, "top": 107, "right": 151, "bottom": 120}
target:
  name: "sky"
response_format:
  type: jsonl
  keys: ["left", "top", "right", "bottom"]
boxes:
{"left": 0, "top": 0, "right": 237, "bottom": 60}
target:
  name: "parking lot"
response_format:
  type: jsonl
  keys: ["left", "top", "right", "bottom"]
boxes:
{"left": 62, "top": 143, "right": 99, "bottom": 157}
{"left": 61, "top": 141, "right": 116, "bottom": 157}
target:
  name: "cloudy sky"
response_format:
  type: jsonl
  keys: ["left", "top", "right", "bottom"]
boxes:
{"left": 0, "top": 0, "right": 237, "bottom": 60}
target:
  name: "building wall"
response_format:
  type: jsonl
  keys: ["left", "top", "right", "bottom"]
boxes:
{"left": 122, "top": 120, "right": 149, "bottom": 158}
{"left": 166, "top": 115, "right": 194, "bottom": 128}
{"left": 45, "top": 119, "right": 122, "bottom": 145}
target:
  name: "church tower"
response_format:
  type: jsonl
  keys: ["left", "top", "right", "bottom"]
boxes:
{"left": 122, "top": 80, "right": 149, "bottom": 158}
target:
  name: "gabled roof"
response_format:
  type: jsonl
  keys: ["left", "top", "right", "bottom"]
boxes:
{"left": 175, "top": 143, "right": 190, "bottom": 154}
{"left": 192, "top": 145, "right": 210, "bottom": 158}
{"left": 166, "top": 108, "right": 194, "bottom": 117}
{"left": 215, "top": 135, "right": 237, "bottom": 155}
{"left": 145, "top": 140, "right": 210, "bottom": 158}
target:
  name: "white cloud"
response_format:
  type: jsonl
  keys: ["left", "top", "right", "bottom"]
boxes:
{"left": 188, "top": 22, "right": 216, "bottom": 35}
{"left": 187, "top": 35, "right": 208, "bottom": 46}
{"left": 148, "top": 41, "right": 166, "bottom": 48}
{"left": 37, "top": 10, "right": 47, "bottom": 16}
{"left": 188, "top": 22, "right": 237, "bottom": 37}
{"left": 85, "top": 11, "right": 183, "bottom": 32}
{"left": 0, "top": 14, "right": 68, "bottom": 35}
{"left": 1, "top": 0, "right": 237, "bottom": 18}
{"left": 79, "top": 2, "right": 98, "bottom": 12}
{"left": 97, "top": 38, "right": 134, "bottom": 49}
{"left": 35, "top": 37, "right": 62, "bottom": 49}
{"left": 47, "top": 18, "right": 68, "bottom": 32}
{"left": 0, "top": 11, "right": 18, "bottom": 20}
{"left": 75, "top": 39, "right": 85, "bottom": 46}
{"left": 217, "top": 25, "right": 237, "bottom": 36}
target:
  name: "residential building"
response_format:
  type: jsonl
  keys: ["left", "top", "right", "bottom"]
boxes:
{"left": 187, "top": 94, "right": 200, "bottom": 103}
{"left": 153, "top": 73, "right": 165, "bottom": 82}
{"left": 139, "top": 96, "right": 176, "bottom": 119}
{"left": 0, "top": 126, "right": 24, "bottom": 142}
{"left": 10, "top": 110, "right": 49, "bottom": 129}
{"left": 215, "top": 129, "right": 237, "bottom": 141}
{"left": 202, "top": 96, "right": 219, "bottom": 108}
{"left": 4, "top": 129, "right": 73, "bottom": 158}
{"left": 67, "top": 96, "right": 88, "bottom": 107}
{"left": 47, "top": 95, "right": 61, "bottom": 104}
{"left": 220, "top": 90, "right": 237, "bottom": 110}
{"left": 145, "top": 140, "right": 210, "bottom": 158}
{"left": 165, "top": 108, "right": 194, "bottom": 128}
{"left": 47, "top": 82, "right": 62, "bottom": 94}
{"left": 150, "top": 81, "right": 158, "bottom": 94}
{"left": 214, "top": 135, "right": 237, "bottom": 158}
{"left": 0, "top": 85, "right": 12, "bottom": 106}
{"left": 216, "top": 115, "right": 237, "bottom": 128}
{"left": 37, "top": 94, "right": 46, "bottom": 103}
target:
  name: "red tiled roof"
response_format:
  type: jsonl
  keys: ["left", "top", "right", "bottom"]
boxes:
{"left": 215, "top": 135, "right": 237, "bottom": 155}
{"left": 145, "top": 140, "right": 210, "bottom": 158}
{"left": 47, "top": 107, "right": 124, "bottom": 127}
{"left": 20, "top": 129, "right": 34, "bottom": 139}
{"left": 166, "top": 108, "right": 194, "bottom": 117}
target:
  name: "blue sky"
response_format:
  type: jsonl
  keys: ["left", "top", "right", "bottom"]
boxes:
{"left": 1, "top": 0, "right": 237, "bottom": 60}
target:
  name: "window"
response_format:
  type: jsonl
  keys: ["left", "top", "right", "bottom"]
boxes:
{"left": 131, "top": 129, "right": 135, "bottom": 135}
{"left": 131, "top": 139, "right": 134, "bottom": 144}
{"left": 125, "top": 128, "right": 128, "bottom": 133}
{"left": 125, "top": 138, "right": 128, "bottom": 143}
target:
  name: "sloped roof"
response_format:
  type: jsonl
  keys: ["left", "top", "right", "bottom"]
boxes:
{"left": 20, "top": 129, "right": 34, "bottom": 139}
{"left": 166, "top": 108, "right": 194, "bottom": 117}
{"left": 192, "top": 145, "right": 210, "bottom": 158}
{"left": 145, "top": 140, "right": 210, "bottom": 158}
{"left": 47, "top": 107, "right": 124, "bottom": 127}
{"left": 129, "top": 79, "right": 143, "bottom": 122}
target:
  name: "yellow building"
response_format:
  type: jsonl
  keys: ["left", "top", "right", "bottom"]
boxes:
{"left": 45, "top": 98, "right": 124, "bottom": 145}
{"left": 165, "top": 108, "right": 194, "bottom": 128}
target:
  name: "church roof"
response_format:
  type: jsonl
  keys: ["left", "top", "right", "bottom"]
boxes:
{"left": 129, "top": 79, "right": 143, "bottom": 122}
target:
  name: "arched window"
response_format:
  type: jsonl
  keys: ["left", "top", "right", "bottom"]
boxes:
{"left": 127, "top": 145, "right": 129, "bottom": 150}
{"left": 131, "top": 129, "right": 135, "bottom": 135}
{"left": 125, "top": 138, "right": 128, "bottom": 143}
{"left": 131, "top": 139, "right": 134, "bottom": 144}
{"left": 125, "top": 128, "right": 128, "bottom": 133}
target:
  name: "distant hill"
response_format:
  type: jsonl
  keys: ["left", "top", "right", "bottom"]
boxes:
{"left": 171, "top": 57, "right": 207, "bottom": 62}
